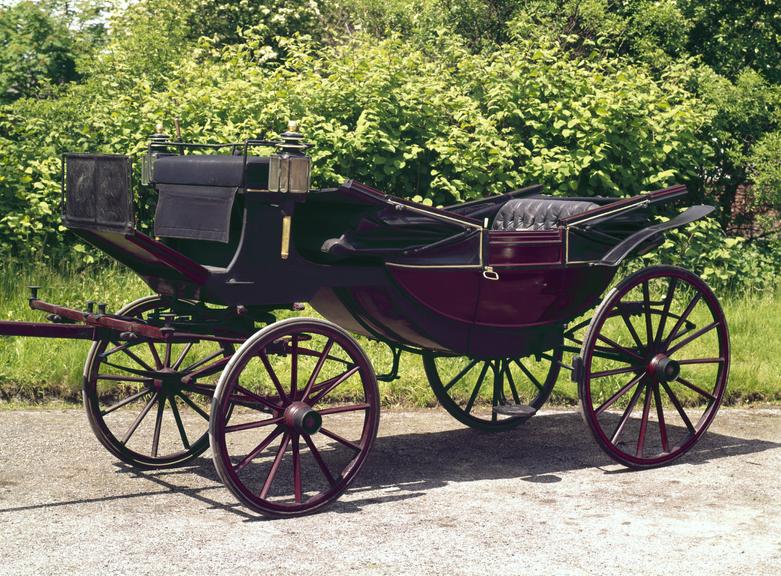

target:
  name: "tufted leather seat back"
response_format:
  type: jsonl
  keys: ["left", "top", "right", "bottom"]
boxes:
{"left": 492, "top": 197, "right": 598, "bottom": 231}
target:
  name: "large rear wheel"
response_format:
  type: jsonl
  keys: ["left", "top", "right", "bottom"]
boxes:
{"left": 578, "top": 266, "right": 730, "bottom": 468}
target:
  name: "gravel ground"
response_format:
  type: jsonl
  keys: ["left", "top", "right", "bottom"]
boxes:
{"left": 1, "top": 406, "right": 780, "bottom": 575}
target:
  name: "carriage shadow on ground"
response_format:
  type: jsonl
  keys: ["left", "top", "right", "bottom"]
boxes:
{"left": 0, "top": 412, "right": 776, "bottom": 520}
{"left": 108, "top": 411, "right": 780, "bottom": 520}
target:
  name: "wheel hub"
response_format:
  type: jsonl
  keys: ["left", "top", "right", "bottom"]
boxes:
{"left": 648, "top": 354, "right": 680, "bottom": 383}
{"left": 284, "top": 402, "right": 322, "bottom": 435}
{"left": 153, "top": 368, "right": 184, "bottom": 393}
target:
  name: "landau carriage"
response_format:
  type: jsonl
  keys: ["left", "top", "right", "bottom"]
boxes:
{"left": 0, "top": 122, "right": 730, "bottom": 517}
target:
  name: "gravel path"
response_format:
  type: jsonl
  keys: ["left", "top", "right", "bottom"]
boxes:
{"left": 1, "top": 406, "right": 780, "bottom": 575}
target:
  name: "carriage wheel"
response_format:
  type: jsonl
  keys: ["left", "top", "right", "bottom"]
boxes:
{"left": 578, "top": 266, "right": 729, "bottom": 468}
{"left": 422, "top": 345, "right": 562, "bottom": 432}
{"left": 83, "top": 296, "right": 236, "bottom": 469}
{"left": 210, "top": 318, "right": 380, "bottom": 517}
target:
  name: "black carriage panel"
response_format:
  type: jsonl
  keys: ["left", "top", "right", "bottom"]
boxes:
{"left": 154, "top": 184, "right": 238, "bottom": 243}
{"left": 62, "top": 154, "right": 133, "bottom": 233}
{"left": 149, "top": 155, "right": 271, "bottom": 267}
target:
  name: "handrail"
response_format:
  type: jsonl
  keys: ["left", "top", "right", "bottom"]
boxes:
{"left": 559, "top": 184, "right": 687, "bottom": 227}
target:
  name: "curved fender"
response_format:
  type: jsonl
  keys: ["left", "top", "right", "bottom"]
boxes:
{"left": 597, "top": 204, "right": 715, "bottom": 267}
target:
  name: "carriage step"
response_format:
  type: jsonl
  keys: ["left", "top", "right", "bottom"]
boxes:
{"left": 492, "top": 404, "right": 537, "bottom": 418}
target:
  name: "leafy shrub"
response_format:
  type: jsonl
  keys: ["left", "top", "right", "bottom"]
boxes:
{"left": 0, "top": 1, "right": 79, "bottom": 102}
{"left": 640, "top": 215, "right": 781, "bottom": 294}
{"left": 750, "top": 131, "right": 781, "bottom": 210}
{"left": 0, "top": 31, "right": 712, "bottom": 261}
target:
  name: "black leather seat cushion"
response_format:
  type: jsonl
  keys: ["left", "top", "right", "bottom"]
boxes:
{"left": 153, "top": 155, "right": 269, "bottom": 188}
{"left": 492, "top": 197, "right": 598, "bottom": 231}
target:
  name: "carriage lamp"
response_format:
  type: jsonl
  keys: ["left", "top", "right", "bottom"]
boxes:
{"left": 141, "top": 124, "right": 170, "bottom": 186}
{"left": 267, "top": 120, "right": 312, "bottom": 194}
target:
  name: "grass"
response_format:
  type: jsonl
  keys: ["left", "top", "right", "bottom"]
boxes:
{"left": 0, "top": 262, "right": 779, "bottom": 407}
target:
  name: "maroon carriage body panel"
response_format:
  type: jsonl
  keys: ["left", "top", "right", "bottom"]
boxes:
{"left": 386, "top": 267, "right": 480, "bottom": 323}
{"left": 474, "top": 266, "right": 616, "bottom": 327}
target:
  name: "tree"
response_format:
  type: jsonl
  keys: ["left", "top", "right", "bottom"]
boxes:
{"left": 0, "top": 1, "right": 79, "bottom": 102}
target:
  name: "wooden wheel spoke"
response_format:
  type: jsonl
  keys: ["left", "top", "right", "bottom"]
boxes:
{"left": 121, "top": 392, "right": 158, "bottom": 445}
{"left": 176, "top": 392, "right": 210, "bottom": 421}
{"left": 653, "top": 383, "right": 669, "bottom": 453}
{"left": 151, "top": 394, "right": 166, "bottom": 457}
{"left": 292, "top": 435, "right": 303, "bottom": 504}
{"left": 100, "top": 341, "right": 136, "bottom": 360}
{"left": 101, "top": 360, "right": 155, "bottom": 378}
{"left": 514, "top": 359, "right": 543, "bottom": 392}
{"left": 318, "top": 403, "right": 370, "bottom": 416}
{"left": 113, "top": 343, "right": 155, "bottom": 372}
{"left": 619, "top": 311, "right": 645, "bottom": 351}
{"left": 183, "top": 355, "right": 232, "bottom": 382}
{"left": 675, "top": 376, "right": 716, "bottom": 402}
{"left": 642, "top": 281, "right": 654, "bottom": 346}
{"left": 655, "top": 278, "right": 678, "bottom": 344}
{"left": 147, "top": 342, "right": 164, "bottom": 370}
{"left": 596, "top": 334, "right": 643, "bottom": 361}
{"left": 319, "top": 427, "right": 361, "bottom": 452}
{"left": 610, "top": 379, "right": 646, "bottom": 444}
{"left": 225, "top": 416, "right": 285, "bottom": 434}
{"left": 100, "top": 388, "right": 153, "bottom": 416}
{"left": 504, "top": 362, "right": 521, "bottom": 404}
{"left": 182, "top": 349, "right": 224, "bottom": 374}
{"left": 233, "top": 427, "right": 283, "bottom": 473}
{"left": 676, "top": 357, "right": 725, "bottom": 365}
{"left": 595, "top": 373, "right": 644, "bottom": 415}
{"left": 590, "top": 366, "right": 638, "bottom": 379}
{"left": 303, "top": 434, "right": 336, "bottom": 487}
{"left": 540, "top": 351, "right": 571, "bottom": 371}
{"left": 259, "top": 351, "right": 289, "bottom": 404}
{"left": 661, "top": 381, "right": 695, "bottom": 435}
{"left": 464, "top": 362, "right": 489, "bottom": 414}
{"left": 180, "top": 382, "right": 217, "bottom": 397}
{"left": 259, "top": 433, "right": 291, "bottom": 499}
{"left": 163, "top": 341, "right": 173, "bottom": 368}
{"left": 169, "top": 395, "right": 191, "bottom": 450}
{"left": 663, "top": 292, "right": 702, "bottom": 347}
{"left": 233, "top": 384, "right": 284, "bottom": 412}
{"left": 589, "top": 349, "right": 632, "bottom": 364}
{"left": 290, "top": 335, "right": 299, "bottom": 399}
{"left": 97, "top": 373, "right": 152, "bottom": 383}
{"left": 301, "top": 338, "right": 334, "bottom": 400}
{"left": 443, "top": 359, "right": 479, "bottom": 392}
{"left": 636, "top": 382, "right": 653, "bottom": 457}
{"left": 307, "top": 365, "right": 360, "bottom": 405}
{"left": 491, "top": 362, "right": 501, "bottom": 414}
{"left": 666, "top": 321, "right": 720, "bottom": 356}
{"left": 171, "top": 342, "right": 194, "bottom": 371}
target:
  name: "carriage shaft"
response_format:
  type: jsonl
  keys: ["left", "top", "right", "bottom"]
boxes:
{"left": 29, "top": 299, "right": 166, "bottom": 340}
{"left": 0, "top": 320, "right": 96, "bottom": 339}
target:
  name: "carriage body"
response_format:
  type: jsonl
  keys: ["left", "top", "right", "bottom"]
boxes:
{"left": 0, "top": 126, "right": 730, "bottom": 518}
{"left": 62, "top": 146, "right": 697, "bottom": 360}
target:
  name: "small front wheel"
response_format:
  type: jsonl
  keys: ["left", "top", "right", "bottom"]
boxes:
{"left": 210, "top": 318, "right": 380, "bottom": 517}
{"left": 83, "top": 296, "right": 236, "bottom": 469}
{"left": 578, "top": 266, "right": 729, "bottom": 468}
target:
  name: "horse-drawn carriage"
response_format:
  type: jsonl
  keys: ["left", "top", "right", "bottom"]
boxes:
{"left": 0, "top": 123, "right": 729, "bottom": 517}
